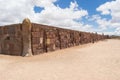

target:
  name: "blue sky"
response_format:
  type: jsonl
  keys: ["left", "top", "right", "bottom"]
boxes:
{"left": 54, "top": 0, "right": 112, "bottom": 14}
{"left": 34, "top": 0, "right": 112, "bottom": 17}
{"left": 34, "top": 0, "right": 114, "bottom": 32}
{"left": 0, "top": 0, "right": 120, "bottom": 35}
{"left": 34, "top": 0, "right": 113, "bottom": 26}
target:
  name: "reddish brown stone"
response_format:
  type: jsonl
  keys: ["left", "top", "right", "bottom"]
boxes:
{"left": 0, "top": 19, "right": 109, "bottom": 56}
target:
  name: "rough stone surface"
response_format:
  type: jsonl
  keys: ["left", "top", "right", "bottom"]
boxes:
{"left": 22, "top": 18, "right": 32, "bottom": 56}
{"left": 0, "top": 24, "right": 22, "bottom": 56}
{"left": 0, "top": 19, "right": 109, "bottom": 56}
{"left": 31, "top": 23, "right": 109, "bottom": 55}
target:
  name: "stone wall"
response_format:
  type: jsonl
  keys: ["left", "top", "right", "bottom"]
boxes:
{"left": 31, "top": 23, "right": 109, "bottom": 55}
{"left": 0, "top": 24, "right": 22, "bottom": 56}
{"left": 0, "top": 19, "right": 109, "bottom": 56}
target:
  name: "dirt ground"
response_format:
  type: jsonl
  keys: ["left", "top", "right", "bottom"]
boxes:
{"left": 0, "top": 39, "right": 120, "bottom": 80}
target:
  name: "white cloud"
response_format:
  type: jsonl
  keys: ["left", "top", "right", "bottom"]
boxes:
{"left": 96, "top": 0, "right": 120, "bottom": 35}
{"left": 97, "top": 0, "right": 120, "bottom": 23}
{"left": 90, "top": 15, "right": 111, "bottom": 30}
{"left": 33, "top": 0, "right": 57, "bottom": 8}
{"left": 0, "top": 0, "right": 35, "bottom": 25}
{"left": 0, "top": 0, "right": 120, "bottom": 35}
{"left": 33, "top": 0, "right": 88, "bottom": 31}
{"left": 0, "top": 0, "right": 91, "bottom": 32}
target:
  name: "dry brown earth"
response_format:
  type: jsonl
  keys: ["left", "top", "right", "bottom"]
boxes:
{"left": 0, "top": 39, "right": 120, "bottom": 80}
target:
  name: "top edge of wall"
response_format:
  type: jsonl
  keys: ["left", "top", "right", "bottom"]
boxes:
{"left": 0, "top": 23, "right": 22, "bottom": 27}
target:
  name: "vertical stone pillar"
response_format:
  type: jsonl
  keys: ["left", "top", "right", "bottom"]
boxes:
{"left": 22, "top": 18, "right": 32, "bottom": 56}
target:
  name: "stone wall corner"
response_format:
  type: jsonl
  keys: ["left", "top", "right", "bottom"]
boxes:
{"left": 22, "top": 18, "right": 33, "bottom": 57}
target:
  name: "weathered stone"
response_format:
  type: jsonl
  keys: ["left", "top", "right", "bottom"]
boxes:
{"left": 22, "top": 18, "right": 32, "bottom": 57}
{"left": 0, "top": 18, "right": 109, "bottom": 56}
